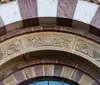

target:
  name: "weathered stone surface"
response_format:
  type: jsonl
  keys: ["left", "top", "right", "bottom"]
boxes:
{"left": 34, "top": 65, "right": 43, "bottom": 76}
{"left": 0, "top": 32, "right": 100, "bottom": 68}
{"left": 75, "top": 39, "right": 100, "bottom": 62}
{"left": 4, "top": 75, "right": 16, "bottom": 85}
{"left": 21, "top": 32, "right": 75, "bottom": 53}
{"left": 0, "top": 64, "right": 97, "bottom": 85}
{"left": 44, "top": 65, "right": 54, "bottom": 76}
{"left": 79, "top": 74, "right": 93, "bottom": 85}
{"left": 61, "top": 67, "right": 74, "bottom": 79}
{"left": 23, "top": 67, "right": 35, "bottom": 79}
{"left": 0, "top": 39, "right": 22, "bottom": 65}
{"left": 57, "top": 0, "right": 77, "bottom": 19}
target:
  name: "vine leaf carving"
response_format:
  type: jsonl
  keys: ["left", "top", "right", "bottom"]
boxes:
{"left": 75, "top": 40, "right": 100, "bottom": 62}
{"left": 24, "top": 35, "right": 71, "bottom": 48}
{"left": 7, "top": 43, "right": 20, "bottom": 55}
{"left": 0, "top": 48, "right": 6, "bottom": 60}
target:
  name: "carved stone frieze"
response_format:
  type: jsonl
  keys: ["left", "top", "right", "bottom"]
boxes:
{"left": 21, "top": 34, "right": 75, "bottom": 53}
{"left": 0, "top": 47, "right": 6, "bottom": 60}
{"left": 7, "top": 40, "right": 20, "bottom": 55}
{"left": 0, "top": 32, "right": 100, "bottom": 67}
{"left": 75, "top": 39, "right": 100, "bottom": 62}
{"left": 24, "top": 35, "right": 71, "bottom": 48}
{"left": 0, "top": 40, "right": 21, "bottom": 61}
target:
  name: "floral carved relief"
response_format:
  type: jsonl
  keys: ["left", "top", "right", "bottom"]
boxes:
{"left": 75, "top": 39, "right": 100, "bottom": 62}
{"left": 0, "top": 32, "right": 100, "bottom": 67}
{"left": 24, "top": 35, "right": 71, "bottom": 48}
{"left": 0, "top": 47, "right": 6, "bottom": 60}
{"left": 7, "top": 41, "right": 20, "bottom": 55}
{"left": 0, "top": 40, "right": 21, "bottom": 60}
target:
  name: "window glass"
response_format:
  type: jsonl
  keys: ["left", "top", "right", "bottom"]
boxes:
{"left": 28, "top": 83, "right": 34, "bottom": 85}
{"left": 49, "top": 81, "right": 62, "bottom": 85}
{"left": 36, "top": 81, "right": 48, "bottom": 85}
{"left": 27, "top": 80, "right": 70, "bottom": 85}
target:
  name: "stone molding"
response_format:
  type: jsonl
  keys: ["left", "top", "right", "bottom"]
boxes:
{"left": 0, "top": 64, "right": 99, "bottom": 85}
{"left": 0, "top": 32, "right": 100, "bottom": 68}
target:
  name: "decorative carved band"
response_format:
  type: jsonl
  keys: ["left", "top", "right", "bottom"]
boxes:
{"left": 0, "top": 32, "right": 100, "bottom": 67}
{"left": 24, "top": 35, "right": 71, "bottom": 49}
{"left": 75, "top": 39, "right": 100, "bottom": 62}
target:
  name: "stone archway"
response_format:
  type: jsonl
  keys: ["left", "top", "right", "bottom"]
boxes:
{"left": 0, "top": 32, "right": 100, "bottom": 85}
{"left": 0, "top": 32, "right": 100, "bottom": 68}
{"left": 0, "top": 0, "right": 100, "bottom": 85}
{"left": 0, "top": 51, "right": 99, "bottom": 85}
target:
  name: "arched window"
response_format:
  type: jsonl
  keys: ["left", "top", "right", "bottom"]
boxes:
{"left": 25, "top": 77, "right": 79, "bottom": 85}
{"left": 27, "top": 80, "right": 70, "bottom": 85}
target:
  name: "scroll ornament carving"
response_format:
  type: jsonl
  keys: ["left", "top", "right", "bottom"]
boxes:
{"left": 0, "top": 32, "right": 100, "bottom": 66}
{"left": 7, "top": 42, "right": 20, "bottom": 55}
{"left": 0, "top": 40, "right": 20, "bottom": 60}
{"left": 75, "top": 39, "right": 100, "bottom": 62}
{"left": 0, "top": 47, "right": 6, "bottom": 60}
{"left": 25, "top": 35, "right": 71, "bottom": 48}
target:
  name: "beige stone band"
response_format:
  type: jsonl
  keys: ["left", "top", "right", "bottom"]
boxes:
{"left": 0, "top": 32, "right": 100, "bottom": 68}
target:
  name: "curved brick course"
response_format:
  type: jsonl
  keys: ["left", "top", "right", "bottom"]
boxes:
{"left": 0, "top": 63, "right": 99, "bottom": 85}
